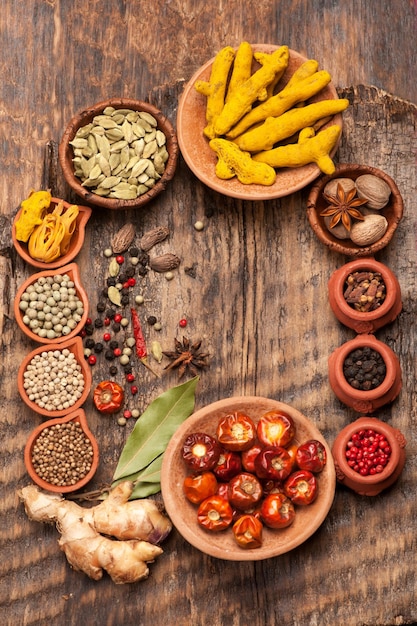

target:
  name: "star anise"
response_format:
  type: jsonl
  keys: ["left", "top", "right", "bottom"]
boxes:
{"left": 163, "top": 336, "right": 210, "bottom": 379}
{"left": 320, "top": 183, "right": 368, "bottom": 231}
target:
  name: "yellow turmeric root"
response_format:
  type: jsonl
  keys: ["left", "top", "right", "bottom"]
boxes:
{"left": 18, "top": 481, "right": 172, "bottom": 584}
{"left": 14, "top": 190, "right": 52, "bottom": 242}
{"left": 194, "top": 45, "right": 236, "bottom": 140}
{"left": 233, "top": 98, "right": 349, "bottom": 152}
{"left": 252, "top": 125, "right": 342, "bottom": 175}
{"left": 226, "top": 68, "right": 332, "bottom": 139}
{"left": 225, "top": 41, "right": 254, "bottom": 103}
{"left": 209, "top": 138, "right": 276, "bottom": 185}
{"left": 213, "top": 45, "right": 290, "bottom": 136}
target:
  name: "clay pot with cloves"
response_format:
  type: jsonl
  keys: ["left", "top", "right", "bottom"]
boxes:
{"left": 331, "top": 416, "right": 406, "bottom": 496}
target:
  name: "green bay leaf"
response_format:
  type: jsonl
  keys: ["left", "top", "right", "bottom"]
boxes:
{"left": 112, "top": 376, "right": 199, "bottom": 482}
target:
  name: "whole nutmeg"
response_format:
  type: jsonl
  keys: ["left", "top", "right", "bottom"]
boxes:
{"left": 355, "top": 174, "right": 391, "bottom": 210}
{"left": 323, "top": 215, "right": 350, "bottom": 240}
{"left": 350, "top": 214, "right": 388, "bottom": 246}
{"left": 323, "top": 177, "right": 356, "bottom": 199}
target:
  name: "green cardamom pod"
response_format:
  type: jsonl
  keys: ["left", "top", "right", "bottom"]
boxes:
{"left": 108, "top": 257, "right": 120, "bottom": 277}
{"left": 151, "top": 340, "right": 163, "bottom": 363}
{"left": 108, "top": 286, "right": 122, "bottom": 306}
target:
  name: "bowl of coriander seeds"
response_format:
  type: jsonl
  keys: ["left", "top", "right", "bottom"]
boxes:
{"left": 24, "top": 408, "right": 99, "bottom": 493}
{"left": 59, "top": 98, "right": 179, "bottom": 210}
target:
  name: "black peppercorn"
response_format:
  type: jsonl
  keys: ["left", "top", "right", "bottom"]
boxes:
{"left": 121, "top": 295, "right": 130, "bottom": 306}
{"left": 109, "top": 365, "right": 118, "bottom": 376}
{"left": 147, "top": 315, "right": 157, "bottom": 325}
{"left": 123, "top": 364, "right": 133, "bottom": 374}
{"left": 112, "top": 322, "right": 121, "bottom": 332}
{"left": 94, "top": 342, "right": 104, "bottom": 353}
{"left": 85, "top": 338, "right": 95, "bottom": 349}
{"left": 97, "top": 301, "right": 106, "bottom": 313}
{"left": 137, "top": 265, "right": 148, "bottom": 276}
{"left": 343, "top": 347, "right": 386, "bottom": 391}
{"left": 125, "top": 267, "right": 135, "bottom": 278}
{"left": 107, "top": 277, "right": 117, "bottom": 287}
{"left": 129, "top": 246, "right": 139, "bottom": 257}
{"left": 84, "top": 324, "right": 94, "bottom": 336}
{"left": 109, "top": 340, "right": 119, "bottom": 350}
{"left": 105, "top": 350, "right": 115, "bottom": 361}
{"left": 119, "top": 273, "right": 127, "bottom": 283}
{"left": 94, "top": 318, "right": 104, "bottom": 328}
{"left": 105, "top": 308, "right": 116, "bottom": 319}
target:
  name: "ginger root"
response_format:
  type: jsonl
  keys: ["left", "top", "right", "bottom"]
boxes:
{"left": 18, "top": 481, "right": 172, "bottom": 584}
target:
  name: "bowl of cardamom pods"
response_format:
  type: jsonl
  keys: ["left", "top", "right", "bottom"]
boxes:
{"left": 58, "top": 98, "right": 179, "bottom": 210}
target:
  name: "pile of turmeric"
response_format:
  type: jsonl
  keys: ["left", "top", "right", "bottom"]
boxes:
{"left": 195, "top": 42, "right": 348, "bottom": 185}
{"left": 15, "top": 190, "right": 79, "bottom": 262}
{"left": 19, "top": 481, "right": 172, "bottom": 584}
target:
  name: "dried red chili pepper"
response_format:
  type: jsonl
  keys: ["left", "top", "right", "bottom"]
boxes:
{"left": 254, "top": 446, "right": 293, "bottom": 481}
{"left": 216, "top": 411, "right": 256, "bottom": 451}
{"left": 93, "top": 380, "right": 124, "bottom": 414}
{"left": 241, "top": 442, "right": 263, "bottom": 473}
{"left": 232, "top": 514, "right": 263, "bottom": 549}
{"left": 213, "top": 449, "right": 242, "bottom": 481}
{"left": 257, "top": 410, "right": 295, "bottom": 448}
{"left": 183, "top": 471, "right": 218, "bottom": 504}
{"left": 130, "top": 307, "right": 159, "bottom": 377}
{"left": 182, "top": 432, "right": 221, "bottom": 471}
{"left": 197, "top": 495, "right": 233, "bottom": 531}
{"left": 260, "top": 493, "right": 295, "bottom": 529}
{"left": 228, "top": 472, "right": 263, "bottom": 510}
{"left": 296, "top": 439, "right": 327, "bottom": 473}
{"left": 284, "top": 469, "right": 318, "bottom": 505}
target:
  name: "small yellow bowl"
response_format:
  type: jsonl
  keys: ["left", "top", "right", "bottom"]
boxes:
{"left": 14, "top": 262, "right": 89, "bottom": 345}
{"left": 58, "top": 98, "right": 179, "bottom": 210}
{"left": 12, "top": 198, "right": 91, "bottom": 269}
{"left": 18, "top": 336, "right": 92, "bottom": 418}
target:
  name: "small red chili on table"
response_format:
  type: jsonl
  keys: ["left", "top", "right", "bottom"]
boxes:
{"left": 130, "top": 308, "right": 159, "bottom": 377}
{"left": 93, "top": 380, "right": 124, "bottom": 414}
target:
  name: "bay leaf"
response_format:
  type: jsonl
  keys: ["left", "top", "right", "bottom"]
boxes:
{"left": 116, "top": 454, "right": 164, "bottom": 498}
{"left": 112, "top": 376, "right": 199, "bottom": 482}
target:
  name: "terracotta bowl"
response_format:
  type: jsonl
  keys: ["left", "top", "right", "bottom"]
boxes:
{"left": 307, "top": 163, "right": 404, "bottom": 257}
{"left": 177, "top": 44, "right": 343, "bottom": 200}
{"left": 12, "top": 197, "right": 91, "bottom": 269}
{"left": 58, "top": 98, "right": 179, "bottom": 210}
{"left": 14, "top": 262, "right": 89, "bottom": 345}
{"left": 161, "top": 396, "right": 336, "bottom": 561}
{"left": 331, "top": 416, "right": 406, "bottom": 496}
{"left": 24, "top": 408, "right": 99, "bottom": 494}
{"left": 17, "top": 336, "right": 92, "bottom": 418}
{"left": 328, "top": 334, "right": 402, "bottom": 414}
{"left": 328, "top": 258, "right": 402, "bottom": 334}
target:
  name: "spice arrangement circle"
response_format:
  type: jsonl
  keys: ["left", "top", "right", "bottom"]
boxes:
{"left": 161, "top": 396, "right": 336, "bottom": 561}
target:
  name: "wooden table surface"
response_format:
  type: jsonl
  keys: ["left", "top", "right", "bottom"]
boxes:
{"left": 1, "top": 2, "right": 417, "bottom": 625}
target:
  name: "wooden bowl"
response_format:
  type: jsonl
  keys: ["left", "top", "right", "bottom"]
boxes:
{"left": 17, "top": 336, "right": 92, "bottom": 418}
{"left": 12, "top": 197, "right": 91, "bottom": 269}
{"left": 24, "top": 408, "right": 99, "bottom": 493}
{"left": 161, "top": 396, "right": 336, "bottom": 561}
{"left": 177, "top": 44, "right": 343, "bottom": 200}
{"left": 14, "top": 262, "right": 89, "bottom": 345}
{"left": 306, "top": 163, "right": 404, "bottom": 257}
{"left": 58, "top": 98, "right": 179, "bottom": 210}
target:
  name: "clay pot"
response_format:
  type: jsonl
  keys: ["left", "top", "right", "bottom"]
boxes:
{"left": 12, "top": 198, "right": 91, "bottom": 269}
{"left": 328, "top": 334, "right": 402, "bottom": 413}
{"left": 24, "top": 408, "right": 99, "bottom": 493}
{"left": 14, "top": 262, "right": 89, "bottom": 345}
{"left": 331, "top": 416, "right": 406, "bottom": 496}
{"left": 328, "top": 258, "right": 402, "bottom": 334}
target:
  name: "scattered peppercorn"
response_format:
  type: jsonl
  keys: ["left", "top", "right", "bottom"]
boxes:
{"left": 129, "top": 247, "right": 139, "bottom": 257}
{"left": 87, "top": 355, "right": 97, "bottom": 366}
{"left": 130, "top": 385, "right": 138, "bottom": 395}
{"left": 109, "top": 365, "right": 118, "bottom": 376}
{"left": 121, "top": 295, "right": 130, "bottom": 306}
{"left": 105, "top": 350, "right": 115, "bottom": 361}
{"left": 116, "top": 255, "right": 125, "bottom": 265}
{"left": 94, "top": 318, "right": 104, "bottom": 328}
{"left": 106, "top": 277, "right": 117, "bottom": 287}
{"left": 179, "top": 318, "right": 187, "bottom": 328}
{"left": 97, "top": 301, "right": 106, "bottom": 313}
{"left": 85, "top": 337, "right": 95, "bottom": 349}
{"left": 94, "top": 342, "right": 104, "bottom": 354}
{"left": 84, "top": 323, "right": 94, "bottom": 336}
{"left": 147, "top": 315, "right": 157, "bottom": 326}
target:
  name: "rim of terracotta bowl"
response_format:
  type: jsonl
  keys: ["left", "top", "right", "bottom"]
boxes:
{"left": 24, "top": 408, "right": 99, "bottom": 493}
{"left": 161, "top": 396, "right": 336, "bottom": 561}
{"left": 328, "top": 258, "right": 402, "bottom": 332}
{"left": 328, "top": 335, "right": 402, "bottom": 402}
{"left": 331, "top": 417, "right": 401, "bottom": 486}
{"left": 12, "top": 198, "right": 92, "bottom": 269}
{"left": 14, "top": 262, "right": 89, "bottom": 345}
{"left": 17, "top": 336, "right": 92, "bottom": 418}
{"left": 58, "top": 98, "right": 179, "bottom": 210}
{"left": 177, "top": 44, "right": 343, "bottom": 200}
{"left": 306, "top": 163, "right": 404, "bottom": 257}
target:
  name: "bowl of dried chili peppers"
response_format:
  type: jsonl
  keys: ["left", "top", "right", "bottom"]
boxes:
{"left": 177, "top": 43, "right": 345, "bottom": 200}
{"left": 306, "top": 163, "right": 404, "bottom": 257}
{"left": 161, "top": 396, "right": 335, "bottom": 561}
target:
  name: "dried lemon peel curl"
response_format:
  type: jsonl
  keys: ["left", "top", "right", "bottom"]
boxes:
{"left": 233, "top": 98, "right": 349, "bottom": 153}
{"left": 15, "top": 190, "right": 52, "bottom": 242}
{"left": 226, "top": 68, "right": 332, "bottom": 139}
{"left": 209, "top": 138, "right": 276, "bottom": 185}
{"left": 213, "top": 45, "right": 290, "bottom": 136}
{"left": 252, "top": 125, "right": 342, "bottom": 175}
{"left": 194, "top": 45, "right": 236, "bottom": 140}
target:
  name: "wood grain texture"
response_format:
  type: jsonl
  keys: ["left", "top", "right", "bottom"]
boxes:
{"left": 1, "top": 2, "right": 417, "bottom": 625}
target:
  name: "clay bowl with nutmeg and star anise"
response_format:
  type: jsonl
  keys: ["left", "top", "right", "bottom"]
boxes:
{"left": 306, "top": 163, "right": 404, "bottom": 257}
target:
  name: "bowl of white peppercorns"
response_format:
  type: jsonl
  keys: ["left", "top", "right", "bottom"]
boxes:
{"left": 24, "top": 408, "right": 99, "bottom": 493}
{"left": 17, "top": 336, "right": 92, "bottom": 418}
{"left": 14, "top": 263, "right": 89, "bottom": 345}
